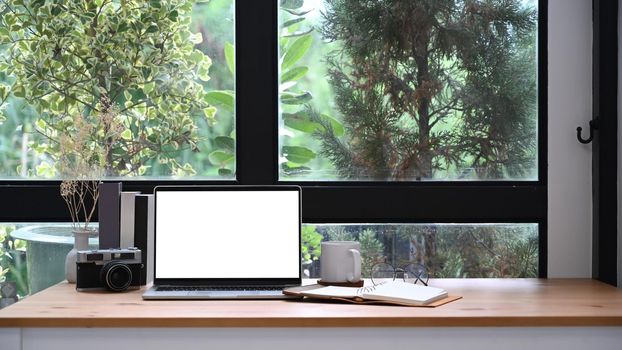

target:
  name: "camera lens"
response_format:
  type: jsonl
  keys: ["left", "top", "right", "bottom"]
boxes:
{"left": 101, "top": 262, "right": 132, "bottom": 292}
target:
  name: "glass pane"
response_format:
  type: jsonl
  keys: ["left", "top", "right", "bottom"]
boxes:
{"left": 0, "top": 1, "right": 235, "bottom": 179}
{"left": 2, "top": 222, "right": 538, "bottom": 305}
{"left": 0, "top": 223, "right": 102, "bottom": 302}
{"left": 302, "top": 223, "right": 538, "bottom": 278}
{"left": 279, "top": 0, "right": 538, "bottom": 181}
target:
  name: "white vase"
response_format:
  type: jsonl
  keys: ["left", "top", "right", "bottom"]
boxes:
{"left": 64, "top": 230, "right": 93, "bottom": 283}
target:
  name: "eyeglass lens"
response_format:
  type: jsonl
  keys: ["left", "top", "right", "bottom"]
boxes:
{"left": 371, "top": 262, "right": 429, "bottom": 286}
{"left": 370, "top": 263, "right": 395, "bottom": 285}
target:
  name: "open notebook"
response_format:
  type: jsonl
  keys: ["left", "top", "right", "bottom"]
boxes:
{"left": 284, "top": 281, "right": 458, "bottom": 307}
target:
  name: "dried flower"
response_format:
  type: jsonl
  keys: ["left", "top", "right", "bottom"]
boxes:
{"left": 57, "top": 96, "right": 121, "bottom": 231}
{"left": 60, "top": 180, "right": 77, "bottom": 198}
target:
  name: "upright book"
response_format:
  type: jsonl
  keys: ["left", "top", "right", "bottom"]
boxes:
{"left": 134, "top": 194, "right": 155, "bottom": 286}
{"left": 98, "top": 182, "right": 122, "bottom": 249}
{"left": 120, "top": 191, "right": 140, "bottom": 248}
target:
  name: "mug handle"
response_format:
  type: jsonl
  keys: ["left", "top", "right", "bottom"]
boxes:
{"left": 348, "top": 249, "right": 361, "bottom": 282}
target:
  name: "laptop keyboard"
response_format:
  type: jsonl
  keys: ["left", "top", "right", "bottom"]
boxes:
{"left": 150, "top": 285, "right": 288, "bottom": 299}
{"left": 157, "top": 286, "right": 283, "bottom": 292}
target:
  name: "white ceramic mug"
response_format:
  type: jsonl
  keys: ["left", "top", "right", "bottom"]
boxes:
{"left": 320, "top": 241, "right": 361, "bottom": 283}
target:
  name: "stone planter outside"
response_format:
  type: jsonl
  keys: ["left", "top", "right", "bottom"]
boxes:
{"left": 10, "top": 224, "right": 98, "bottom": 294}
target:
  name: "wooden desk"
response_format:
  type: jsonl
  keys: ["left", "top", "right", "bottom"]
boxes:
{"left": 1, "top": 279, "right": 621, "bottom": 350}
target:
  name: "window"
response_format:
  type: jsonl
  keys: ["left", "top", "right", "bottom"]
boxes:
{"left": 278, "top": 0, "right": 539, "bottom": 181}
{"left": 0, "top": 0, "right": 547, "bottom": 298}
{"left": 0, "top": 0, "right": 235, "bottom": 179}
{"left": 272, "top": 0, "right": 545, "bottom": 276}
{"left": 303, "top": 223, "right": 538, "bottom": 279}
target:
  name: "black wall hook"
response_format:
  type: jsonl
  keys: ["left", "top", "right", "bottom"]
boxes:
{"left": 577, "top": 117, "right": 599, "bottom": 144}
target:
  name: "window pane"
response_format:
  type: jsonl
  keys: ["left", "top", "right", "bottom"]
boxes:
{"left": 0, "top": 1, "right": 235, "bottom": 179}
{"left": 279, "top": 0, "right": 538, "bottom": 181}
{"left": 302, "top": 223, "right": 538, "bottom": 278}
{"left": 1, "top": 224, "right": 31, "bottom": 304}
{"left": 3, "top": 222, "right": 538, "bottom": 305}
{"left": 1, "top": 223, "right": 101, "bottom": 300}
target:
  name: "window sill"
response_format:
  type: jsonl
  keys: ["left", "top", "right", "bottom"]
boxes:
{"left": 0, "top": 279, "right": 621, "bottom": 328}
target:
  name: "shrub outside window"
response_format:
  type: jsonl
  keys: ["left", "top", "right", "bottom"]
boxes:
{"left": 0, "top": 0, "right": 235, "bottom": 179}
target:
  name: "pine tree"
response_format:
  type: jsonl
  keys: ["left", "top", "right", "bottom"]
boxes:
{"left": 312, "top": 0, "right": 537, "bottom": 180}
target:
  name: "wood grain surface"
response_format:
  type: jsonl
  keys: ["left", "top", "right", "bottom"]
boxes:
{"left": 0, "top": 279, "right": 621, "bottom": 328}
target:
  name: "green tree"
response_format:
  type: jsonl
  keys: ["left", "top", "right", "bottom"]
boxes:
{"left": 311, "top": 0, "right": 537, "bottom": 180}
{"left": 359, "top": 229, "right": 384, "bottom": 277}
{"left": 301, "top": 225, "right": 322, "bottom": 263}
{"left": 0, "top": 226, "right": 27, "bottom": 297}
{"left": 0, "top": 0, "right": 222, "bottom": 176}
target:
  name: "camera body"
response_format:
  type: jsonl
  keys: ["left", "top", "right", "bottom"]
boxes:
{"left": 76, "top": 248, "right": 143, "bottom": 292}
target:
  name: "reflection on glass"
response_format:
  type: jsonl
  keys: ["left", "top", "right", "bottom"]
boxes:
{"left": 370, "top": 262, "right": 429, "bottom": 286}
{"left": 302, "top": 223, "right": 539, "bottom": 279}
{"left": 0, "top": 1, "right": 235, "bottom": 179}
{"left": 0, "top": 224, "right": 29, "bottom": 303}
{"left": 3, "top": 221, "right": 539, "bottom": 302}
{"left": 279, "top": 0, "right": 538, "bottom": 181}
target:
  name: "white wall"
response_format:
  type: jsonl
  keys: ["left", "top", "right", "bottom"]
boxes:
{"left": 618, "top": 0, "right": 622, "bottom": 288}
{"left": 2, "top": 328, "right": 621, "bottom": 350}
{"left": 548, "top": 0, "right": 593, "bottom": 278}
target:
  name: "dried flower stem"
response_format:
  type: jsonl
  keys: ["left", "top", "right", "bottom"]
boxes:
{"left": 60, "top": 180, "right": 100, "bottom": 231}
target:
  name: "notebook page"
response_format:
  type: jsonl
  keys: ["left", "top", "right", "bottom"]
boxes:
{"left": 360, "top": 281, "right": 447, "bottom": 305}
{"left": 301, "top": 286, "right": 361, "bottom": 298}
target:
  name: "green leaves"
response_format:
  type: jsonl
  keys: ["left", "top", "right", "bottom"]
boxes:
{"left": 190, "top": 32, "right": 203, "bottom": 44}
{"left": 281, "top": 66, "right": 308, "bottom": 83}
{"left": 143, "top": 82, "right": 155, "bottom": 95}
{"left": 280, "top": 0, "right": 304, "bottom": 10}
{"left": 0, "top": 84, "right": 9, "bottom": 102}
{"left": 283, "top": 111, "right": 345, "bottom": 137}
{"left": 120, "top": 129, "right": 132, "bottom": 141}
{"left": 214, "top": 136, "right": 235, "bottom": 152}
{"left": 224, "top": 42, "right": 235, "bottom": 75}
{"left": 320, "top": 114, "right": 345, "bottom": 137}
{"left": 208, "top": 150, "right": 234, "bottom": 165}
{"left": 197, "top": 54, "right": 213, "bottom": 82}
{"left": 278, "top": 3, "right": 322, "bottom": 178}
{"left": 146, "top": 24, "right": 159, "bottom": 33}
{"left": 35, "top": 161, "right": 56, "bottom": 177}
{"left": 0, "top": 28, "right": 10, "bottom": 44}
{"left": 301, "top": 225, "right": 322, "bottom": 262}
{"left": 204, "top": 90, "right": 234, "bottom": 111}
{"left": 203, "top": 106, "right": 217, "bottom": 120}
{"left": 282, "top": 34, "right": 312, "bottom": 70}
{"left": 210, "top": 134, "right": 236, "bottom": 177}
{"left": 282, "top": 146, "right": 316, "bottom": 164}
{"left": 283, "top": 112, "right": 322, "bottom": 133}
{"left": 218, "top": 168, "right": 232, "bottom": 176}
{"left": 168, "top": 10, "right": 179, "bottom": 22}
{"left": 282, "top": 18, "right": 305, "bottom": 29}
{"left": 281, "top": 91, "right": 312, "bottom": 105}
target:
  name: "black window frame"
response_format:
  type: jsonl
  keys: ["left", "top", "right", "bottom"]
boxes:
{"left": 0, "top": 0, "right": 548, "bottom": 277}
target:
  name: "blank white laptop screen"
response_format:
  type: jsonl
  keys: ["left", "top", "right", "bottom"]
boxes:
{"left": 155, "top": 190, "right": 300, "bottom": 279}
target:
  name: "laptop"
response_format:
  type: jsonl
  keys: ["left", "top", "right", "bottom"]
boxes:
{"left": 142, "top": 185, "right": 302, "bottom": 299}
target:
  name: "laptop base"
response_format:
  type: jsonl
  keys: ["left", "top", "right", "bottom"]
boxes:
{"left": 142, "top": 285, "right": 302, "bottom": 300}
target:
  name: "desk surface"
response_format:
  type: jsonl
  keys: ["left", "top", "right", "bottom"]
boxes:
{"left": 0, "top": 279, "right": 621, "bottom": 327}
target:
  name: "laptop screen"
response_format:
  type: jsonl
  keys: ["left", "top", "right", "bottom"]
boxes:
{"left": 154, "top": 187, "right": 301, "bottom": 280}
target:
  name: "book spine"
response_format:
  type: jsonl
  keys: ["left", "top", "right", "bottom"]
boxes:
{"left": 98, "top": 182, "right": 122, "bottom": 249}
{"left": 119, "top": 192, "right": 140, "bottom": 248}
{"left": 134, "top": 194, "right": 154, "bottom": 286}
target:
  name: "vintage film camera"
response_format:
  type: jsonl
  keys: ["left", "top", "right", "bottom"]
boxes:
{"left": 76, "top": 248, "right": 143, "bottom": 292}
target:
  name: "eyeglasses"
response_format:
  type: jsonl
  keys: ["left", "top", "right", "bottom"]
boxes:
{"left": 370, "top": 262, "right": 429, "bottom": 286}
